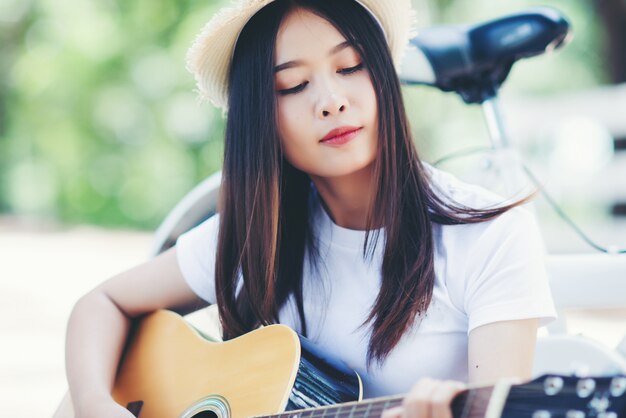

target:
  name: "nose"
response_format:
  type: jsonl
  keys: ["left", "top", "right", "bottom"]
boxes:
{"left": 316, "top": 87, "right": 349, "bottom": 119}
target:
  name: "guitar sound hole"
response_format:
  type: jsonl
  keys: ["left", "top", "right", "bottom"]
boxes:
{"left": 191, "top": 411, "right": 218, "bottom": 418}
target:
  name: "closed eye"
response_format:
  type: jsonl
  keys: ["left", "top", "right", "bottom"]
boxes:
{"left": 277, "top": 63, "right": 365, "bottom": 96}
{"left": 278, "top": 81, "right": 309, "bottom": 95}
{"left": 338, "top": 63, "right": 364, "bottom": 75}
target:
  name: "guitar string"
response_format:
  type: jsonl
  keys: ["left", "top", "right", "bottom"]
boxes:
{"left": 266, "top": 389, "right": 487, "bottom": 418}
{"left": 459, "top": 388, "right": 476, "bottom": 418}
{"left": 269, "top": 399, "right": 400, "bottom": 418}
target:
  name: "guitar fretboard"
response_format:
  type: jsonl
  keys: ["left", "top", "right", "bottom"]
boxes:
{"left": 258, "top": 387, "right": 494, "bottom": 418}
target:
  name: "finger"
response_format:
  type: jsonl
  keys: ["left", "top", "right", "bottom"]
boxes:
{"left": 381, "top": 405, "right": 404, "bottom": 418}
{"left": 402, "top": 378, "right": 438, "bottom": 418}
{"left": 430, "top": 381, "right": 466, "bottom": 418}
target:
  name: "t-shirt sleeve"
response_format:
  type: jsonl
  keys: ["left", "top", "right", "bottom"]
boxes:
{"left": 463, "top": 206, "right": 558, "bottom": 334}
{"left": 175, "top": 213, "right": 220, "bottom": 305}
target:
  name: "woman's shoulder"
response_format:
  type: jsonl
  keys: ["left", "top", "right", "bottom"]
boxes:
{"left": 422, "top": 161, "right": 540, "bottom": 247}
{"left": 176, "top": 212, "right": 221, "bottom": 250}
{"left": 422, "top": 164, "right": 552, "bottom": 317}
{"left": 422, "top": 161, "right": 511, "bottom": 210}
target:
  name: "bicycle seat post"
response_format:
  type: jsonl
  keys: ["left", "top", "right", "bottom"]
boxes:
{"left": 481, "top": 95, "right": 529, "bottom": 202}
{"left": 482, "top": 96, "right": 509, "bottom": 149}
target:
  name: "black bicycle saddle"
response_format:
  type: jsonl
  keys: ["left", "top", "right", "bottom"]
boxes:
{"left": 399, "top": 7, "right": 571, "bottom": 104}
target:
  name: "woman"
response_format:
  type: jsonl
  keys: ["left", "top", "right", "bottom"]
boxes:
{"left": 64, "top": 0, "right": 557, "bottom": 417}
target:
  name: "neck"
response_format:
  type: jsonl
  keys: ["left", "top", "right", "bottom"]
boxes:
{"left": 310, "top": 163, "right": 376, "bottom": 230}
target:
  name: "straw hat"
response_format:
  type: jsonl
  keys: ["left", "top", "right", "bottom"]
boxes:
{"left": 186, "top": 0, "right": 416, "bottom": 110}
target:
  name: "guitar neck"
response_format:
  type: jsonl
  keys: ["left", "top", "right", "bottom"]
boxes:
{"left": 258, "top": 394, "right": 404, "bottom": 418}
{"left": 256, "top": 385, "right": 501, "bottom": 418}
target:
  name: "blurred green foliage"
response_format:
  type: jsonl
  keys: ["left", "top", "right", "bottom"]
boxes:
{"left": 1, "top": 0, "right": 230, "bottom": 229}
{"left": 0, "top": 0, "right": 609, "bottom": 230}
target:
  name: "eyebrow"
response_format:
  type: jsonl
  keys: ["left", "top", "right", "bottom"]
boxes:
{"left": 273, "top": 40, "right": 353, "bottom": 73}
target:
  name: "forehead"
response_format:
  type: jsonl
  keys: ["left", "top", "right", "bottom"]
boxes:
{"left": 275, "top": 8, "right": 348, "bottom": 61}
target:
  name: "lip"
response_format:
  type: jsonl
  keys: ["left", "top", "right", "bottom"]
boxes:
{"left": 320, "top": 126, "right": 362, "bottom": 145}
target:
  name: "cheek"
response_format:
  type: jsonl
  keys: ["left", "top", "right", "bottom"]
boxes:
{"left": 361, "top": 78, "right": 378, "bottom": 121}
{"left": 346, "top": 72, "right": 378, "bottom": 127}
{"left": 277, "top": 105, "right": 299, "bottom": 149}
{"left": 276, "top": 104, "right": 310, "bottom": 167}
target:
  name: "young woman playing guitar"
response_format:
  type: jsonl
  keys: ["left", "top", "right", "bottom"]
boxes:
{"left": 62, "top": 1, "right": 556, "bottom": 417}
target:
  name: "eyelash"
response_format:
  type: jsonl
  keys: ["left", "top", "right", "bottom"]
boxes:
{"left": 278, "top": 63, "right": 365, "bottom": 96}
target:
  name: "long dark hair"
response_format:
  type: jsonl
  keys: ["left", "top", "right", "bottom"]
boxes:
{"left": 215, "top": 0, "right": 538, "bottom": 369}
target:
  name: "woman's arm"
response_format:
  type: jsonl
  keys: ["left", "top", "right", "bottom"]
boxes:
{"left": 381, "top": 319, "right": 540, "bottom": 418}
{"left": 468, "top": 318, "right": 539, "bottom": 383}
{"left": 65, "top": 247, "right": 209, "bottom": 418}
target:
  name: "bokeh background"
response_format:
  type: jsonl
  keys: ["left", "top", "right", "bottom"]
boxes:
{"left": 1, "top": 0, "right": 625, "bottom": 416}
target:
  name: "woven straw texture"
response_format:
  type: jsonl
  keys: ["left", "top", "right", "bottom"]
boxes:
{"left": 186, "top": 0, "right": 416, "bottom": 110}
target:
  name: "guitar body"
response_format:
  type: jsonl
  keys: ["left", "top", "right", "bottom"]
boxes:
{"left": 56, "top": 310, "right": 361, "bottom": 418}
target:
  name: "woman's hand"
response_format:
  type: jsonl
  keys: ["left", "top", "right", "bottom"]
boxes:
{"left": 381, "top": 378, "right": 466, "bottom": 418}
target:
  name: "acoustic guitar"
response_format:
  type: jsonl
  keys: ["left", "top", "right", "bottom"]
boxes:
{"left": 54, "top": 310, "right": 626, "bottom": 418}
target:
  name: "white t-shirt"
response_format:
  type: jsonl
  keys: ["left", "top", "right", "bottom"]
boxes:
{"left": 175, "top": 162, "right": 557, "bottom": 398}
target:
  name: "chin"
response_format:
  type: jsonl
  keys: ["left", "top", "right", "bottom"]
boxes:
{"left": 317, "top": 160, "right": 376, "bottom": 179}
